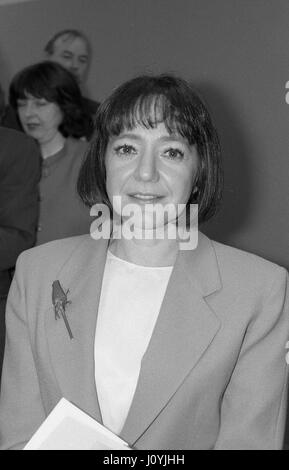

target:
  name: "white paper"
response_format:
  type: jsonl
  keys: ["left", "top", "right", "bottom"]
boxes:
{"left": 24, "top": 398, "right": 130, "bottom": 450}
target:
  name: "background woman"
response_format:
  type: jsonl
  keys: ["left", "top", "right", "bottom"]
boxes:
{"left": 9, "top": 61, "right": 93, "bottom": 245}
{"left": 0, "top": 74, "right": 288, "bottom": 450}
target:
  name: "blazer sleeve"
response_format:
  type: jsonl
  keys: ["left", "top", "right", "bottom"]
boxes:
{"left": 0, "top": 132, "right": 40, "bottom": 271}
{"left": 214, "top": 268, "right": 289, "bottom": 450}
{"left": 0, "top": 253, "right": 46, "bottom": 450}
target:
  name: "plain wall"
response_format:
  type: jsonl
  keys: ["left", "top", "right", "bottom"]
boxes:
{"left": 0, "top": 0, "right": 288, "bottom": 271}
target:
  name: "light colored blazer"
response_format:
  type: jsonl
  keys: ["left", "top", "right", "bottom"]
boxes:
{"left": 0, "top": 233, "right": 288, "bottom": 450}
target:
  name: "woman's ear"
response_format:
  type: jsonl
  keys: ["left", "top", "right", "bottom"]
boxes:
{"left": 192, "top": 185, "right": 199, "bottom": 196}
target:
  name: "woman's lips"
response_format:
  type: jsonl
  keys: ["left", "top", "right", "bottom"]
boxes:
{"left": 26, "top": 123, "right": 40, "bottom": 131}
{"left": 128, "top": 193, "right": 164, "bottom": 203}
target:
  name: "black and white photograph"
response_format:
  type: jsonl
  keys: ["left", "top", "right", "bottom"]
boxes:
{"left": 0, "top": 0, "right": 289, "bottom": 452}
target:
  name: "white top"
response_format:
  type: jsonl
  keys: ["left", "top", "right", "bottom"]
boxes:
{"left": 94, "top": 250, "right": 173, "bottom": 435}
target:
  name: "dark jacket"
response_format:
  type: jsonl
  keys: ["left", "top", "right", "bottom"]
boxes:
{"left": 0, "top": 127, "right": 40, "bottom": 298}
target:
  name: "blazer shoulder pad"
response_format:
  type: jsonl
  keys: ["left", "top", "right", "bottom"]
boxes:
{"left": 17, "top": 235, "right": 89, "bottom": 276}
{"left": 211, "top": 240, "right": 287, "bottom": 290}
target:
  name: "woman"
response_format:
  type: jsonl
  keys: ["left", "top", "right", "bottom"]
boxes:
{"left": 0, "top": 75, "right": 288, "bottom": 450}
{"left": 9, "top": 61, "right": 93, "bottom": 245}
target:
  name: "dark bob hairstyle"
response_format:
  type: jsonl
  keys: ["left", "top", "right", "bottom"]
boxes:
{"left": 78, "top": 74, "right": 223, "bottom": 224}
{"left": 9, "top": 61, "right": 93, "bottom": 139}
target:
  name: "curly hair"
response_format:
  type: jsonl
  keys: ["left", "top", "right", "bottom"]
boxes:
{"left": 9, "top": 61, "right": 93, "bottom": 139}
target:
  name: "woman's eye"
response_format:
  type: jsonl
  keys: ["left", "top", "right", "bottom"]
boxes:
{"left": 163, "top": 148, "right": 185, "bottom": 160}
{"left": 17, "top": 101, "right": 26, "bottom": 108}
{"left": 114, "top": 144, "right": 137, "bottom": 156}
{"left": 36, "top": 99, "right": 48, "bottom": 107}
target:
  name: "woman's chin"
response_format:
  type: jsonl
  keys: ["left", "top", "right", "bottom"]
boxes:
{"left": 24, "top": 129, "right": 41, "bottom": 142}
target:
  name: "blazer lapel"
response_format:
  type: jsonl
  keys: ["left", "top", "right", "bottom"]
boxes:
{"left": 45, "top": 236, "right": 109, "bottom": 421}
{"left": 120, "top": 233, "right": 222, "bottom": 445}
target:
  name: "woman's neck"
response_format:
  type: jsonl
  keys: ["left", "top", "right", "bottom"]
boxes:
{"left": 40, "top": 132, "right": 66, "bottom": 159}
{"left": 109, "top": 236, "right": 179, "bottom": 267}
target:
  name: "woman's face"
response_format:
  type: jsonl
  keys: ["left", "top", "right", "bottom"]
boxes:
{"left": 105, "top": 122, "right": 198, "bottom": 229}
{"left": 17, "top": 93, "right": 63, "bottom": 145}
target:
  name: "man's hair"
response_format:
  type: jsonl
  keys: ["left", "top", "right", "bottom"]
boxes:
{"left": 9, "top": 61, "right": 93, "bottom": 138}
{"left": 44, "top": 29, "right": 91, "bottom": 57}
{"left": 77, "top": 74, "right": 223, "bottom": 224}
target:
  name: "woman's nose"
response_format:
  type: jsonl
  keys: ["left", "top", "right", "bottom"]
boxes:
{"left": 134, "top": 150, "right": 160, "bottom": 182}
{"left": 23, "top": 102, "right": 36, "bottom": 117}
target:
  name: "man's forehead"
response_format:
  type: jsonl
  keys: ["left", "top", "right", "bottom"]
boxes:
{"left": 54, "top": 35, "right": 89, "bottom": 55}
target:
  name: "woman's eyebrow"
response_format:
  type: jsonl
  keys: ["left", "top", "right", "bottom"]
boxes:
{"left": 111, "top": 133, "right": 142, "bottom": 142}
{"left": 158, "top": 135, "right": 188, "bottom": 144}
{"left": 110, "top": 133, "right": 188, "bottom": 144}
